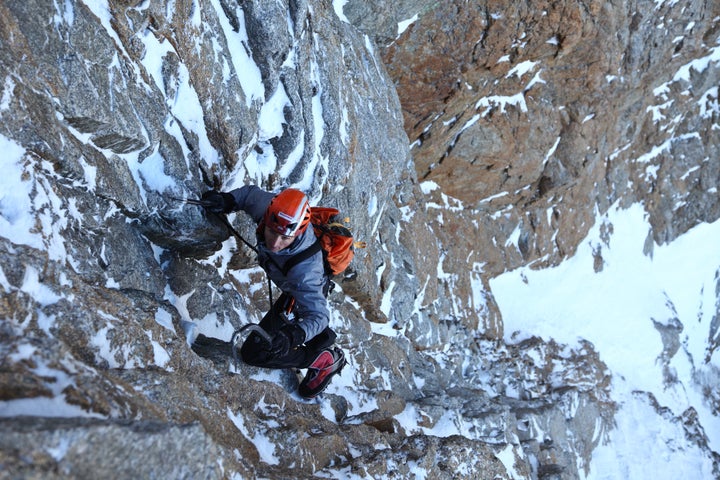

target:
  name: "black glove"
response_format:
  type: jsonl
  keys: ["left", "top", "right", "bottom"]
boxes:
{"left": 200, "top": 190, "right": 235, "bottom": 214}
{"left": 269, "top": 324, "right": 306, "bottom": 357}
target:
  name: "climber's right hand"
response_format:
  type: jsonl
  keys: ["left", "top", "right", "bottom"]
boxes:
{"left": 269, "top": 331, "right": 291, "bottom": 358}
{"left": 268, "top": 324, "right": 305, "bottom": 358}
{"left": 200, "top": 191, "right": 235, "bottom": 214}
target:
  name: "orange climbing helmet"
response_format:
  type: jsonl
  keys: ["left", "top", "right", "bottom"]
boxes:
{"left": 263, "top": 188, "right": 312, "bottom": 236}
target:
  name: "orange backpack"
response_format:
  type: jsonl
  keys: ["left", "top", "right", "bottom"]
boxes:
{"left": 281, "top": 207, "right": 365, "bottom": 277}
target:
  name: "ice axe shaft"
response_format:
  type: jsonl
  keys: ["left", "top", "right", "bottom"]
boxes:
{"left": 232, "top": 323, "right": 272, "bottom": 345}
{"left": 168, "top": 196, "right": 213, "bottom": 208}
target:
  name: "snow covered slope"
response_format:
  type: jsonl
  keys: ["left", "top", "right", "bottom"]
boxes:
{"left": 492, "top": 203, "right": 720, "bottom": 478}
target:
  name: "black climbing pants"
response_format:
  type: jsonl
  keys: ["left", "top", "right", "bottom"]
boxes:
{"left": 192, "top": 293, "right": 336, "bottom": 369}
{"left": 240, "top": 293, "right": 336, "bottom": 369}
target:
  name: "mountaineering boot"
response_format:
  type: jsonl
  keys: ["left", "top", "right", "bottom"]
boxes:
{"left": 298, "top": 347, "right": 346, "bottom": 399}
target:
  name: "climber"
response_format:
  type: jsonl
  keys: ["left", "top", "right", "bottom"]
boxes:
{"left": 189, "top": 185, "right": 346, "bottom": 399}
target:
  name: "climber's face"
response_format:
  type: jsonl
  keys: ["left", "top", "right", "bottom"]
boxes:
{"left": 264, "top": 226, "right": 295, "bottom": 252}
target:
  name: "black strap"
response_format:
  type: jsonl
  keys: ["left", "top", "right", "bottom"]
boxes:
{"left": 215, "top": 213, "right": 258, "bottom": 254}
{"left": 281, "top": 240, "right": 322, "bottom": 276}
{"left": 213, "top": 212, "right": 322, "bottom": 305}
{"left": 214, "top": 213, "right": 282, "bottom": 308}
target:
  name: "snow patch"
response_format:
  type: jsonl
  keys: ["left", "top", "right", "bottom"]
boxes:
{"left": 491, "top": 202, "right": 720, "bottom": 477}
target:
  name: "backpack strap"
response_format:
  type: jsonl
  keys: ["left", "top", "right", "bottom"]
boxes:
{"left": 281, "top": 239, "right": 323, "bottom": 276}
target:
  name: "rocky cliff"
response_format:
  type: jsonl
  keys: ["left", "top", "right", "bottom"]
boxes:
{"left": 0, "top": 0, "right": 717, "bottom": 479}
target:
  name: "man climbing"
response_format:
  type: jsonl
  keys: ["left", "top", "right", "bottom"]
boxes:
{"left": 188, "top": 186, "right": 346, "bottom": 399}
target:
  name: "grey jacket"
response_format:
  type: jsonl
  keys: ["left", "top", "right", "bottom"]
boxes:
{"left": 228, "top": 185, "right": 329, "bottom": 341}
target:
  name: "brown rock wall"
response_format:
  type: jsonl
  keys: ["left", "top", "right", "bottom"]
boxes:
{"left": 382, "top": 0, "right": 720, "bottom": 281}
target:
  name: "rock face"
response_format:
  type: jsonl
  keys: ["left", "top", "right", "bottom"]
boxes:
{"left": 0, "top": 0, "right": 717, "bottom": 479}
{"left": 379, "top": 0, "right": 720, "bottom": 273}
